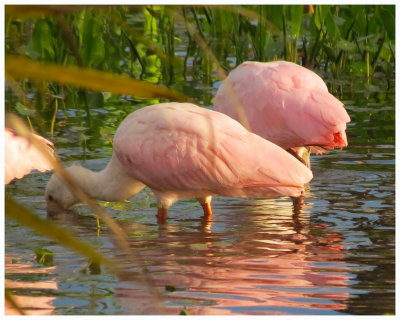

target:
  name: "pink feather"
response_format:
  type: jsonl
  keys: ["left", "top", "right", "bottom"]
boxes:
{"left": 113, "top": 103, "right": 312, "bottom": 199}
{"left": 5, "top": 128, "right": 54, "bottom": 184}
{"left": 214, "top": 61, "right": 350, "bottom": 151}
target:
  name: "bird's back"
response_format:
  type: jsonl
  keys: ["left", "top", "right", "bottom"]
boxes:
{"left": 113, "top": 103, "right": 312, "bottom": 199}
{"left": 214, "top": 61, "right": 350, "bottom": 150}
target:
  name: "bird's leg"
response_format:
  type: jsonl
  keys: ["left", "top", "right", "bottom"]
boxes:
{"left": 291, "top": 196, "right": 304, "bottom": 233}
{"left": 287, "top": 147, "right": 311, "bottom": 169}
{"left": 201, "top": 202, "right": 213, "bottom": 219}
{"left": 197, "top": 196, "right": 213, "bottom": 221}
{"left": 157, "top": 207, "right": 168, "bottom": 224}
{"left": 292, "top": 195, "right": 304, "bottom": 212}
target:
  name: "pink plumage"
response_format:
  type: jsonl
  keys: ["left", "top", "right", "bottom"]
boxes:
{"left": 5, "top": 128, "right": 54, "bottom": 184}
{"left": 114, "top": 102, "right": 312, "bottom": 201}
{"left": 214, "top": 61, "right": 350, "bottom": 152}
{"left": 45, "top": 102, "right": 312, "bottom": 222}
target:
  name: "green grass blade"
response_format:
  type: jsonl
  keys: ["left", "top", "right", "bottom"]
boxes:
{"left": 290, "top": 5, "right": 303, "bottom": 39}
{"left": 6, "top": 55, "right": 186, "bottom": 101}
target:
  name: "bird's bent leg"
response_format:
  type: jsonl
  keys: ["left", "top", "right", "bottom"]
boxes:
{"left": 288, "top": 147, "right": 311, "bottom": 169}
{"left": 198, "top": 196, "right": 213, "bottom": 221}
{"left": 157, "top": 207, "right": 168, "bottom": 224}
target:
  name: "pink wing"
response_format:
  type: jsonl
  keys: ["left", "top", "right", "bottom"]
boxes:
{"left": 5, "top": 128, "right": 54, "bottom": 184}
{"left": 113, "top": 103, "right": 312, "bottom": 198}
{"left": 214, "top": 61, "right": 351, "bottom": 150}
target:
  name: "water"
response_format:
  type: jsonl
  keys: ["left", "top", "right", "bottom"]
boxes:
{"left": 5, "top": 70, "right": 395, "bottom": 315}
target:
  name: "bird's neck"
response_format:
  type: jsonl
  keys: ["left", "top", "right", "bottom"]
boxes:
{"left": 79, "top": 154, "right": 145, "bottom": 202}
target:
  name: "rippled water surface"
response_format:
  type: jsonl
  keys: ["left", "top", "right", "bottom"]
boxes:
{"left": 5, "top": 72, "right": 395, "bottom": 315}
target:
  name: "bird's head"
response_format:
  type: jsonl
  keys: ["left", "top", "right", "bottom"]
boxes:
{"left": 45, "top": 166, "right": 89, "bottom": 215}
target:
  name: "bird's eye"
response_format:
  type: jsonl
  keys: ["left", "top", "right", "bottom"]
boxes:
{"left": 47, "top": 195, "right": 54, "bottom": 201}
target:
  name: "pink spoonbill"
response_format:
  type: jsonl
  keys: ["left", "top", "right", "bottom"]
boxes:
{"left": 214, "top": 61, "right": 351, "bottom": 168}
{"left": 5, "top": 128, "right": 54, "bottom": 184}
{"left": 45, "top": 102, "right": 312, "bottom": 222}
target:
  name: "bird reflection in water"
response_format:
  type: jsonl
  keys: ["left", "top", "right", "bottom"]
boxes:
{"left": 109, "top": 196, "right": 348, "bottom": 315}
{"left": 5, "top": 257, "right": 58, "bottom": 315}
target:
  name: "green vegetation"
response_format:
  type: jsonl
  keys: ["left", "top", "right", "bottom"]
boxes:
{"left": 5, "top": 5, "right": 395, "bottom": 117}
{"left": 179, "top": 307, "right": 190, "bottom": 315}
{"left": 165, "top": 285, "right": 177, "bottom": 292}
{"left": 35, "top": 247, "right": 54, "bottom": 266}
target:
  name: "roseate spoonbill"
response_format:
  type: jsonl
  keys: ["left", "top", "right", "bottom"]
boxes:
{"left": 5, "top": 128, "right": 54, "bottom": 184}
{"left": 214, "top": 61, "right": 351, "bottom": 168}
{"left": 45, "top": 102, "right": 312, "bottom": 221}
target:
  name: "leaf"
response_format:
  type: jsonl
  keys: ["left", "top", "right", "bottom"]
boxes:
{"left": 336, "top": 39, "right": 357, "bottom": 52}
{"left": 88, "top": 259, "right": 101, "bottom": 275}
{"left": 349, "top": 61, "right": 367, "bottom": 76}
{"left": 15, "top": 102, "right": 36, "bottom": 117}
{"left": 322, "top": 44, "right": 336, "bottom": 61}
{"left": 267, "top": 5, "right": 283, "bottom": 29}
{"left": 31, "top": 19, "right": 55, "bottom": 60}
{"left": 290, "top": 5, "right": 303, "bottom": 38}
{"left": 69, "top": 126, "right": 87, "bottom": 132}
{"left": 325, "top": 11, "right": 339, "bottom": 38}
{"left": 364, "top": 83, "right": 380, "bottom": 93}
{"left": 99, "top": 127, "right": 114, "bottom": 140}
{"left": 5, "top": 55, "right": 186, "bottom": 101}
{"left": 87, "top": 91, "right": 104, "bottom": 107}
{"left": 165, "top": 285, "right": 176, "bottom": 292}
{"left": 17, "top": 45, "right": 41, "bottom": 60}
{"left": 90, "top": 37, "right": 106, "bottom": 65}
{"left": 379, "top": 42, "right": 394, "bottom": 61}
{"left": 35, "top": 248, "right": 54, "bottom": 266}
{"left": 314, "top": 5, "right": 331, "bottom": 29}
{"left": 332, "top": 15, "right": 346, "bottom": 27}
{"left": 79, "top": 11, "right": 105, "bottom": 66}
{"left": 377, "top": 6, "right": 395, "bottom": 40}
{"left": 179, "top": 308, "right": 190, "bottom": 315}
{"left": 359, "top": 42, "right": 379, "bottom": 53}
{"left": 353, "top": 6, "right": 367, "bottom": 36}
{"left": 5, "top": 196, "right": 113, "bottom": 267}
